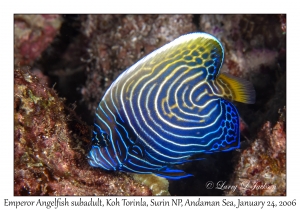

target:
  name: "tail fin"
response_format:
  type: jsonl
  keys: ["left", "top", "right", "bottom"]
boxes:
{"left": 216, "top": 73, "right": 256, "bottom": 104}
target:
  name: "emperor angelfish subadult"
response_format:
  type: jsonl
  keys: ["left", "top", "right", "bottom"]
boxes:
{"left": 88, "top": 32, "right": 255, "bottom": 179}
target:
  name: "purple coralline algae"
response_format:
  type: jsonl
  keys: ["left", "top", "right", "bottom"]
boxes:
{"left": 14, "top": 68, "right": 152, "bottom": 195}
{"left": 14, "top": 14, "right": 62, "bottom": 67}
{"left": 225, "top": 107, "right": 286, "bottom": 196}
{"left": 13, "top": 14, "right": 286, "bottom": 196}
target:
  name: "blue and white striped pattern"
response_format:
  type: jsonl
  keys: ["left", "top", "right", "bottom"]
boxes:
{"left": 88, "top": 32, "right": 240, "bottom": 179}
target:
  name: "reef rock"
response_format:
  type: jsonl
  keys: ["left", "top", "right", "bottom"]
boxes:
{"left": 225, "top": 107, "right": 286, "bottom": 196}
{"left": 14, "top": 68, "right": 152, "bottom": 196}
{"left": 14, "top": 14, "right": 62, "bottom": 67}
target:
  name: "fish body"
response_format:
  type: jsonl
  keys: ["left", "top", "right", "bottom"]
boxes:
{"left": 88, "top": 32, "right": 255, "bottom": 179}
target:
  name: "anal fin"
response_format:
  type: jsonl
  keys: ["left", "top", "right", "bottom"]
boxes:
{"left": 154, "top": 167, "right": 193, "bottom": 180}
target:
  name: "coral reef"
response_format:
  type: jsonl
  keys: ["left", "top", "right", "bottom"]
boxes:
{"left": 225, "top": 107, "right": 286, "bottom": 196}
{"left": 14, "top": 68, "right": 153, "bottom": 195}
{"left": 14, "top": 14, "right": 62, "bottom": 67}
{"left": 14, "top": 14, "right": 286, "bottom": 196}
{"left": 199, "top": 14, "right": 286, "bottom": 132}
{"left": 167, "top": 14, "right": 286, "bottom": 196}
{"left": 80, "top": 14, "right": 196, "bottom": 122}
{"left": 199, "top": 15, "right": 283, "bottom": 79}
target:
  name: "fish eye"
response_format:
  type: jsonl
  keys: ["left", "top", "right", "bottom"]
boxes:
{"left": 88, "top": 32, "right": 255, "bottom": 180}
{"left": 92, "top": 132, "right": 110, "bottom": 147}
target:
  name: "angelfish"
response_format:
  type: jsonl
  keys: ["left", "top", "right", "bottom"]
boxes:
{"left": 87, "top": 32, "right": 255, "bottom": 179}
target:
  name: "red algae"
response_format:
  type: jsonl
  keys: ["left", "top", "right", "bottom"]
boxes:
{"left": 225, "top": 107, "right": 286, "bottom": 196}
{"left": 14, "top": 68, "right": 152, "bottom": 196}
{"left": 14, "top": 15, "right": 62, "bottom": 67}
{"left": 13, "top": 14, "right": 286, "bottom": 196}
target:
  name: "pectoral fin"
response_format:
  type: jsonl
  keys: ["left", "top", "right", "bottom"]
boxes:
{"left": 216, "top": 72, "right": 256, "bottom": 104}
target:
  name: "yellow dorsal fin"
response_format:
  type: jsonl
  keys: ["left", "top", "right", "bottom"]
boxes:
{"left": 216, "top": 72, "right": 256, "bottom": 104}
